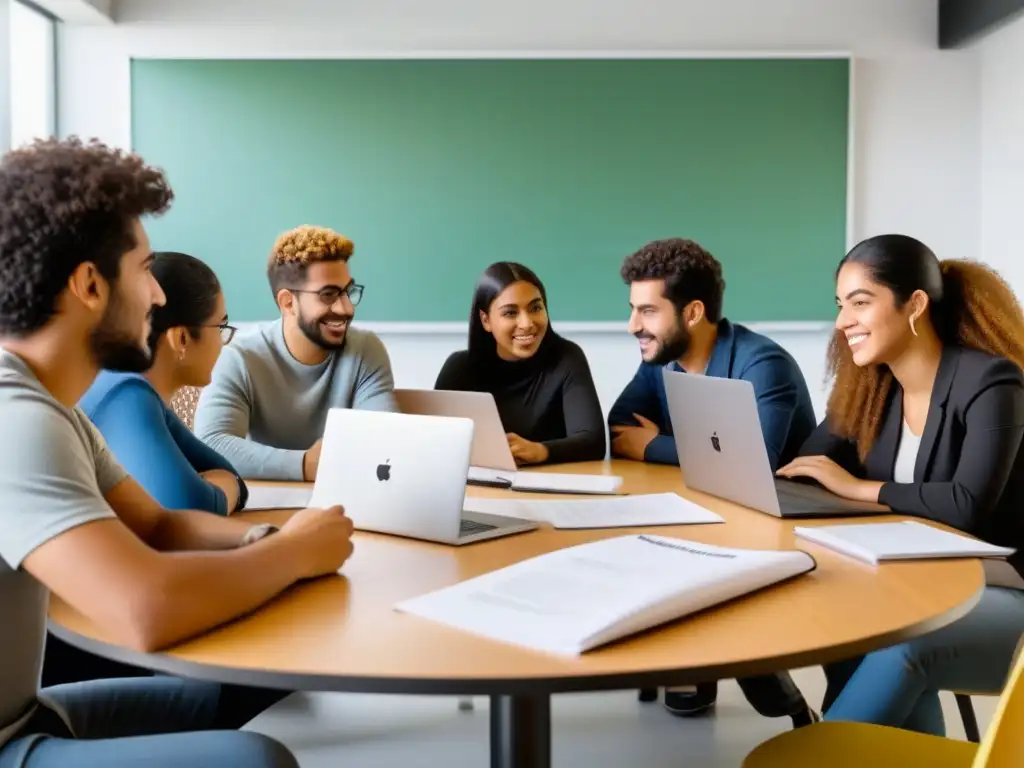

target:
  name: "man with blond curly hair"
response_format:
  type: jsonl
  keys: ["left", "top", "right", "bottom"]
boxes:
{"left": 195, "top": 225, "right": 395, "bottom": 481}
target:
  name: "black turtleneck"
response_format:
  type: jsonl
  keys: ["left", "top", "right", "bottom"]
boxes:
{"left": 433, "top": 334, "right": 606, "bottom": 465}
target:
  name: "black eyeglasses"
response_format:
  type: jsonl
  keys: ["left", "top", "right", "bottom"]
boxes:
{"left": 200, "top": 323, "right": 237, "bottom": 344}
{"left": 289, "top": 283, "right": 364, "bottom": 308}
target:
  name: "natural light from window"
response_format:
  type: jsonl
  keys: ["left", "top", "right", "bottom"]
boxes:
{"left": 9, "top": 1, "right": 56, "bottom": 150}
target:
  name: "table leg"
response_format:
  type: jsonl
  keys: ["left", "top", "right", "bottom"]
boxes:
{"left": 490, "top": 694, "right": 551, "bottom": 768}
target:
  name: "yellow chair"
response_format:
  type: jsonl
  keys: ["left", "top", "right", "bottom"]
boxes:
{"left": 743, "top": 641, "right": 1024, "bottom": 768}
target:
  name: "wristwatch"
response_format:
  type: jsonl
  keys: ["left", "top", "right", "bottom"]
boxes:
{"left": 240, "top": 523, "right": 279, "bottom": 547}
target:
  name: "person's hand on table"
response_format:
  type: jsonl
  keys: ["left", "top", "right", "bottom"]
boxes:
{"left": 279, "top": 504, "right": 354, "bottom": 578}
{"left": 610, "top": 413, "right": 659, "bottom": 461}
{"left": 776, "top": 455, "right": 882, "bottom": 503}
{"left": 507, "top": 433, "right": 549, "bottom": 465}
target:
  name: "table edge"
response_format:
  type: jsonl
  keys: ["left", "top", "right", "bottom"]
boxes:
{"left": 47, "top": 579, "right": 983, "bottom": 696}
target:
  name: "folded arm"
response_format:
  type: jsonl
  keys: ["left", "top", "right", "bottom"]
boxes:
{"left": 608, "top": 364, "right": 677, "bottom": 464}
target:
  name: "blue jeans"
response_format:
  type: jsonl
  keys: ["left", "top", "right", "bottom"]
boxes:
{"left": 824, "top": 586, "right": 1024, "bottom": 736}
{"left": 0, "top": 677, "right": 297, "bottom": 768}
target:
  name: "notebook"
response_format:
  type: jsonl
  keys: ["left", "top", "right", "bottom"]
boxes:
{"left": 794, "top": 521, "right": 1016, "bottom": 565}
{"left": 395, "top": 534, "right": 815, "bottom": 656}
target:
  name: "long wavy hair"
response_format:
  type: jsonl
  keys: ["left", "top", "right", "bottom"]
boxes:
{"left": 826, "top": 235, "right": 1024, "bottom": 461}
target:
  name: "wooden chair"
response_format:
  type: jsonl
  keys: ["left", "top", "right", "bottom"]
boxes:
{"left": 743, "top": 637, "right": 1024, "bottom": 767}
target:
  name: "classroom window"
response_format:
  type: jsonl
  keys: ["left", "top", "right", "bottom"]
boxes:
{"left": 9, "top": 0, "right": 56, "bottom": 150}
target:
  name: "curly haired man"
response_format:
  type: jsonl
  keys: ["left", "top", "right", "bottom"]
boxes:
{"left": 0, "top": 137, "right": 357, "bottom": 767}
{"left": 610, "top": 237, "right": 818, "bottom": 726}
{"left": 194, "top": 225, "right": 396, "bottom": 481}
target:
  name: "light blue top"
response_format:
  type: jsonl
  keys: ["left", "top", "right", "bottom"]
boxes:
{"left": 79, "top": 371, "right": 244, "bottom": 515}
{"left": 194, "top": 319, "right": 396, "bottom": 481}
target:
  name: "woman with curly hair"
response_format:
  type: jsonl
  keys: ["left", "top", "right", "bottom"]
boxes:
{"left": 776, "top": 233, "right": 1024, "bottom": 735}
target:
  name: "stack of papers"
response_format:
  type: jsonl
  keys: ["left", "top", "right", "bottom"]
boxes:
{"left": 467, "top": 466, "right": 623, "bottom": 495}
{"left": 243, "top": 484, "right": 313, "bottom": 511}
{"left": 463, "top": 493, "right": 722, "bottom": 529}
{"left": 795, "top": 521, "right": 1016, "bottom": 564}
{"left": 396, "top": 534, "right": 815, "bottom": 655}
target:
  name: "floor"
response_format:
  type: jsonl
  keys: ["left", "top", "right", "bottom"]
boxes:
{"left": 245, "top": 667, "right": 999, "bottom": 767}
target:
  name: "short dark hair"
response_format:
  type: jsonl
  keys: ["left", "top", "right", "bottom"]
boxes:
{"left": 620, "top": 238, "right": 726, "bottom": 323}
{"left": 0, "top": 137, "right": 173, "bottom": 335}
{"left": 267, "top": 225, "right": 354, "bottom": 298}
{"left": 146, "top": 252, "right": 222, "bottom": 361}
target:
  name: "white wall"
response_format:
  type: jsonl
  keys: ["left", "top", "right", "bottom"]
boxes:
{"left": 980, "top": 15, "right": 1024, "bottom": 294}
{"left": 56, "top": 0, "right": 983, "bottom": 419}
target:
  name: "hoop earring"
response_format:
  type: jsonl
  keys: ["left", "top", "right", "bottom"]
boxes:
{"left": 910, "top": 316, "right": 918, "bottom": 337}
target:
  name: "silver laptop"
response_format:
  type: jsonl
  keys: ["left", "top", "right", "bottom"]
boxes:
{"left": 662, "top": 370, "right": 889, "bottom": 518}
{"left": 395, "top": 389, "right": 518, "bottom": 480}
{"left": 308, "top": 408, "right": 537, "bottom": 545}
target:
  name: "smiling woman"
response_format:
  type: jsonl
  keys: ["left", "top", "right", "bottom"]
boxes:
{"left": 781, "top": 233, "right": 1024, "bottom": 738}
{"left": 434, "top": 261, "right": 606, "bottom": 466}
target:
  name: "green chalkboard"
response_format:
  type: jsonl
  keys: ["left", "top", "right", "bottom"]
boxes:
{"left": 131, "top": 58, "right": 849, "bottom": 322}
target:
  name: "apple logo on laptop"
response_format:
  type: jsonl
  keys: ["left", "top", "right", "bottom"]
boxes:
{"left": 376, "top": 460, "right": 391, "bottom": 482}
{"left": 711, "top": 433, "right": 721, "bottom": 453}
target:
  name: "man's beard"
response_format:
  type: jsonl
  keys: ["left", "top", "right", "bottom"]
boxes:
{"left": 638, "top": 319, "right": 690, "bottom": 366}
{"left": 298, "top": 309, "right": 353, "bottom": 351}
{"left": 89, "top": 295, "right": 153, "bottom": 373}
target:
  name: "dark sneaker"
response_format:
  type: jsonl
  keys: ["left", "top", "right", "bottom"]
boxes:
{"left": 663, "top": 683, "right": 717, "bottom": 717}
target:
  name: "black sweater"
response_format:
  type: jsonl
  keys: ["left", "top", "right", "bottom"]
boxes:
{"left": 434, "top": 335, "right": 607, "bottom": 465}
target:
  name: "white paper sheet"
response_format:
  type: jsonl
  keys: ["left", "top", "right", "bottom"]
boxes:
{"left": 244, "top": 484, "right": 313, "bottom": 511}
{"left": 396, "top": 534, "right": 814, "bottom": 655}
{"left": 463, "top": 492, "right": 722, "bottom": 529}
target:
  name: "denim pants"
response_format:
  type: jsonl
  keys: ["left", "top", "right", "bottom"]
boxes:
{"left": 0, "top": 677, "right": 298, "bottom": 768}
{"left": 823, "top": 586, "right": 1024, "bottom": 736}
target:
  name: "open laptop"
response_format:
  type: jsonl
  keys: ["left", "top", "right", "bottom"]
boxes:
{"left": 395, "top": 389, "right": 520, "bottom": 489}
{"left": 662, "top": 370, "right": 889, "bottom": 518}
{"left": 308, "top": 408, "right": 537, "bottom": 545}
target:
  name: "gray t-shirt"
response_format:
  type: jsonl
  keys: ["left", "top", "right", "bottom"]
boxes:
{"left": 0, "top": 350, "right": 126, "bottom": 746}
{"left": 194, "top": 320, "right": 396, "bottom": 481}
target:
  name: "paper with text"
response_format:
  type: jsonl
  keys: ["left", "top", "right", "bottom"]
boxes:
{"left": 244, "top": 484, "right": 313, "bottom": 511}
{"left": 463, "top": 493, "right": 722, "bottom": 529}
{"left": 395, "top": 534, "right": 814, "bottom": 655}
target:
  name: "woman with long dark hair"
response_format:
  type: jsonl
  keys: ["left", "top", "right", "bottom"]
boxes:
{"left": 434, "top": 261, "right": 606, "bottom": 465}
{"left": 79, "top": 251, "right": 246, "bottom": 514}
{"left": 776, "top": 234, "right": 1024, "bottom": 735}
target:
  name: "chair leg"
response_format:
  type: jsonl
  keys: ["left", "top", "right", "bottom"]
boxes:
{"left": 457, "top": 696, "right": 474, "bottom": 712}
{"left": 955, "top": 693, "right": 981, "bottom": 743}
{"left": 638, "top": 688, "right": 658, "bottom": 703}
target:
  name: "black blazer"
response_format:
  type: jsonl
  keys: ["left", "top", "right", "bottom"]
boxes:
{"left": 801, "top": 346, "right": 1024, "bottom": 577}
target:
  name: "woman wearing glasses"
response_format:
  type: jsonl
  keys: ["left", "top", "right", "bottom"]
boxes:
{"left": 79, "top": 251, "right": 247, "bottom": 515}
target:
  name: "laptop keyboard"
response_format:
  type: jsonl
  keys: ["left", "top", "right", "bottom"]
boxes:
{"left": 459, "top": 518, "right": 498, "bottom": 537}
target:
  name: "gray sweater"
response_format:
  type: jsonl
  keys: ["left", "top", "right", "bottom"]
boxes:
{"left": 194, "top": 320, "right": 396, "bottom": 480}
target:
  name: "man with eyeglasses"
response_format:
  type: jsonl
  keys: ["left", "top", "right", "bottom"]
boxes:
{"left": 194, "top": 225, "right": 396, "bottom": 481}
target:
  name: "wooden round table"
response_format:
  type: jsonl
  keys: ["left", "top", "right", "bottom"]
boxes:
{"left": 49, "top": 461, "right": 984, "bottom": 768}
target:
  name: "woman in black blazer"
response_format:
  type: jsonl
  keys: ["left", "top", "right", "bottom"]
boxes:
{"left": 776, "top": 234, "right": 1024, "bottom": 736}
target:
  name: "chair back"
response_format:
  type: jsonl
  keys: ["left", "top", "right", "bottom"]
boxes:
{"left": 975, "top": 633, "right": 1024, "bottom": 766}
{"left": 170, "top": 386, "right": 203, "bottom": 431}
